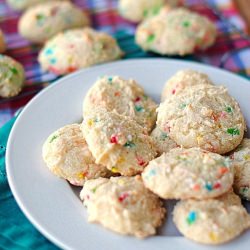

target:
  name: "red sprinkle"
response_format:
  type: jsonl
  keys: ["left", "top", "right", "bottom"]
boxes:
{"left": 118, "top": 193, "right": 129, "bottom": 202}
{"left": 136, "top": 156, "right": 146, "bottom": 166}
{"left": 67, "top": 66, "right": 77, "bottom": 73}
{"left": 213, "top": 183, "right": 221, "bottom": 189}
{"left": 172, "top": 89, "right": 176, "bottom": 95}
{"left": 114, "top": 92, "right": 120, "bottom": 96}
{"left": 110, "top": 134, "right": 118, "bottom": 144}
{"left": 134, "top": 97, "right": 141, "bottom": 102}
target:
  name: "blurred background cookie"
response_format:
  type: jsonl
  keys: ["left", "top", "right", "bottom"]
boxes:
{"left": 0, "top": 30, "right": 6, "bottom": 53}
{"left": 0, "top": 55, "right": 25, "bottom": 98}
{"left": 18, "top": 0, "right": 90, "bottom": 44}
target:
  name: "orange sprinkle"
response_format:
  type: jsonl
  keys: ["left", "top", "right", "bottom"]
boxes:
{"left": 193, "top": 184, "right": 200, "bottom": 191}
{"left": 219, "top": 167, "right": 229, "bottom": 175}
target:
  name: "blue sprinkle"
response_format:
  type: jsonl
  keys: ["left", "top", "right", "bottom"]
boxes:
{"left": 205, "top": 183, "right": 213, "bottom": 191}
{"left": 187, "top": 211, "right": 197, "bottom": 225}
{"left": 45, "top": 48, "right": 53, "bottom": 55}
{"left": 50, "top": 58, "right": 57, "bottom": 64}
{"left": 148, "top": 169, "right": 156, "bottom": 177}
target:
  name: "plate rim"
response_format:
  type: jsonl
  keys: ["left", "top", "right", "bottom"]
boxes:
{"left": 6, "top": 58, "right": 250, "bottom": 250}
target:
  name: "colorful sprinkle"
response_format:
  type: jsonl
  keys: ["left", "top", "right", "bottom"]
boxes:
{"left": 10, "top": 67, "right": 18, "bottom": 75}
{"left": 160, "top": 132, "right": 168, "bottom": 140}
{"left": 45, "top": 48, "right": 53, "bottom": 55}
{"left": 244, "top": 154, "right": 250, "bottom": 160}
{"left": 110, "top": 134, "right": 118, "bottom": 144}
{"left": 193, "top": 184, "right": 200, "bottom": 191}
{"left": 179, "top": 103, "right": 187, "bottom": 109}
{"left": 209, "top": 232, "right": 219, "bottom": 242}
{"left": 149, "top": 169, "right": 156, "bottom": 177}
{"left": 227, "top": 128, "right": 240, "bottom": 135}
{"left": 114, "top": 91, "right": 120, "bottom": 97}
{"left": 49, "top": 58, "right": 57, "bottom": 64}
{"left": 183, "top": 21, "right": 190, "bottom": 27}
{"left": 111, "top": 167, "right": 119, "bottom": 173}
{"left": 78, "top": 172, "right": 87, "bottom": 179}
{"left": 107, "top": 77, "right": 113, "bottom": 83}
{"left": 124, "top": 141, "right": 135, "bottom": 148}
{"left": 225, "top": 106, "right": 233, "bottom": 113}
{"left": 136, "top": 156, "right": 146, "bottom": 166}
{"left": 87, "top": 119, "right": 93, "bottom": 127}
{"left": 134, "top": 97, "right": 141, "bottom": 102}
{"left": 147, "top": 34, "right": 155, "bottom": 43}
{"left": 239, "top": 186, "right": 249, "bottom": 198}
{"left": 213, "top": 182, "right": 221, "bottom": 189}
{"left": 118, "top": 193, "right": 129, "bottom": 202}
{"left": 172, "top": 89, "right": 176, "bottom": 95}
{"left": 219, "top": 167, "right": 229, "bottom": 175}
{"left": 186, "top": 211, "right": 197, "bottom": 225}
{"left": 91, "top": 187, "right": 97, "bottom": 193}
{"left": 49, "top": 135, "right": 58, "bottom": 143}
{"left": 205, "top": 183, "right": 213, "bottom": 191}
{"left": 135, "top": 105, "right": 145, "bottom": 112}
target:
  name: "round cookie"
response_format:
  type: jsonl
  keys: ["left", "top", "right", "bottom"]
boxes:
{"left": 83, "top": 76, "right": 157, "bottom": 132}
{"left": 173, "top": 198, "right": 250, "bottom": 244}
{"left": 42, "top": 124, "right": 111, "bottom": 186}
{"left": 80, "top": 176, "right": 166, "bottom": 238}
{"left": 7, "top": 0, "right": 63, "bottom": 11}
{"left": 82, "top": 108, "right": 157, "bottom": 176}
{"left": 161, "top": 69, "right": 213, "bottom": 101}
{"left": 135, "top": 7, "right": 216, "bottom": 56}
{"left": 230, "top": 138, "right": 250, "bottom": 200}
{"left": 150, "top": 126, "right": 178, "bottom": 154}
{"left": 118, "top": 0, "right": 182, "bottom": 22}
{"left": 18, "top": 1, "right": 90, "bottom": 44}
{"left": 0, "top": 55, "right": 25, "bottom": 98}
{"left": 157, "top": 85, "right": 246, "bottom": 154}
{"left": 217, "top": 189, "right": 242, "bottom": 206}
{"left": 0, "top": 30, "right": 6, "bottom": 53}
{"left": 142, "top": 147, "right": 234, "bottom": 199}
{"left": 38, "top": 28, "right": 123, "bottom": 75}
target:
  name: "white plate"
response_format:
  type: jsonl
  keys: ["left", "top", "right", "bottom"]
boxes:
{"left": 6, "top": 59, "right": 250, "bottom": 250}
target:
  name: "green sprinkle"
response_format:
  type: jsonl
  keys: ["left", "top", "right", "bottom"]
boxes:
{"left": 179, "top": 103, "right": 187, "bottom": 109}
{"left": 152, "top": 6, "right": 161, "bottom": 15}
{"left": 135, "top": 105, "right": 145, "bottom": 112}
{"left": 49, "top": 135, "right": 58, "bottom": 143}
{"left": 147, "top": 34, "right": 155, "bottom": 43}
{"left": 10, "top": 67, "right": 18, "bottom": 75}
{"left": 239, "top": 186, "right": 249, "bottom": 199}
{"left": 160, "top": 132, "right": 168, "bottom": 140}
{"left": 186, "top": 211, "right": 197, "bottom": 225}
{"left": 143, "top": 9, "right": 148, "bottom": 17}
{"left": 91, "top": 187, "right": 97, "bottom": 193}
{"left": 143, "top": 94, "right": 148, "bottom": 100}
{"left": 225, "top": 106, "right": 233, "bottom": 113}
{"left": 183, "top": 21, "right": 190, "bottom": 27}
{"left": 227, "top": 128, "right": 240, "bottom": 136}
{"left": 124, "top": 141, "right": 135, "bottom": 148}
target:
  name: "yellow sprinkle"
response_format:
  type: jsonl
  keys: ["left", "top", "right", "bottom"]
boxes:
{"left": 209, "top": 232, "right": 219, "bottom": 242}
{"left": 117, "top": 157, "right": 125, "bottom": 164}
{"left": 68, "top": 57, "right": 73, "bottom": 64}
{"left": 87, "top": 119, "right": 93, "bottom": 127}
{"left": 244, "top": 155, "right": 250, "bottom": 160}
{"left": 196, "top": 135, "right": 203, "bottom": 144}
{"left": 78, "top": 172, "right": 86, "bottom": 179}
{"left": 111, "top": 167, "right": 119, "bottom": 173}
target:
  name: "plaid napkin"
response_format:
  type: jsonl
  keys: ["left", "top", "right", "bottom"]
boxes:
{"left": 0, "top": 0, "right": 250, "bottom": 248}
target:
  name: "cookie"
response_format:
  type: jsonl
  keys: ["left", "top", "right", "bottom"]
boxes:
{"left": 230, "top": 138, "right": 250, "bottom": 200}
{"left": 142, "top": 147, "right": 234, "bottom": 199}
{"left": 150, "top": 126, "right": 178, "bottom": 154}
{"left": 80, "top": 175, "right": 166, "bottom": 238}
{"left": 0, "top": 30, "right": 6, "bottom": 53}
{"left": 7, "top": 0, "right": 63, "bottom": 11}
{"left": 173, "top": 197, "right": 250, "bottom": 244}
{"left": 18, "top": 1, "right": 90, "bottom": 44}
{"left": 135, "top": 7, "right": 216, "bottom": 55}
{"left": 83, "top": 76, "right": 157, "bottom": 132}
{"left": 161, "top": 69, "right": 213, "bottom": 101}
{"left": 118, "top": 0, "right": 182, "bottom": 22}
{"left": 38, "top": 28, "right": 123, "bottom": 75}
{"left": 157, "top": 85, "right": 246, "bottom": 154}
{"left": 0, "top": 55, "right": 25, "bottom": 98}
{"left": 42, "top": 124, "right": 111, "bottom": 186}
{"left": 217, "top": 189, "right": 242, "bottom": 206}
{"left": 81, "top": 108, "right": 157, "bottom": 176}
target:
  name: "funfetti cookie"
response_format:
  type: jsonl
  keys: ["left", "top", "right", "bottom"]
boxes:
{"left": 173, "top": 196, "right": 250, "bottom": 244}
{"left": 161, "top": 69, "right": 213, "bottom": 101}
{"left": 118, "top": 0, "right": 182, "bottom": 22}
{"left": 80, "top": 176, "right": 166, "bottom": 238}
{"left": 230, "top": 138, "right": 250, "bottom": 200}
{"left": 0, "top": 30, "right": 6, "bottom": 53}
{"left": 150, "top": 126, "right": 178, "bottom": 154}
{"left": 136, "top": 7, "right": 216, "bottom": 56}
{"left": 18, "top": 1, "right": 90, "bottom": 44}
{"left": 42, "top": 124, "right": 112, "bottom": 186}
{"left": 83, "top": 76, "right": 157, "bottom": 133}
{"left": 38, "top": 28, "right": 123, "bottom": 75}
{"left": 157, "top": 85, "right": 246, "bottom": 154}
{"left": 81, "top": 108, "right": 157, "bottom": 176}
{"left": 0, "top": 55, "right": 25, "bottom": 98}
{"left": 142, "top": 147, "right": 234, "bottom": 199}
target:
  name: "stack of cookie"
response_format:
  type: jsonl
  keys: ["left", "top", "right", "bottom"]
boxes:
{"left": 42, "top": 70, "right": 250, "bottom": 244}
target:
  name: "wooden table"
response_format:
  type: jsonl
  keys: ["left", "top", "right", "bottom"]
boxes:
{"left": 234, "top": 0, "right": 250, "bottom": 33}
